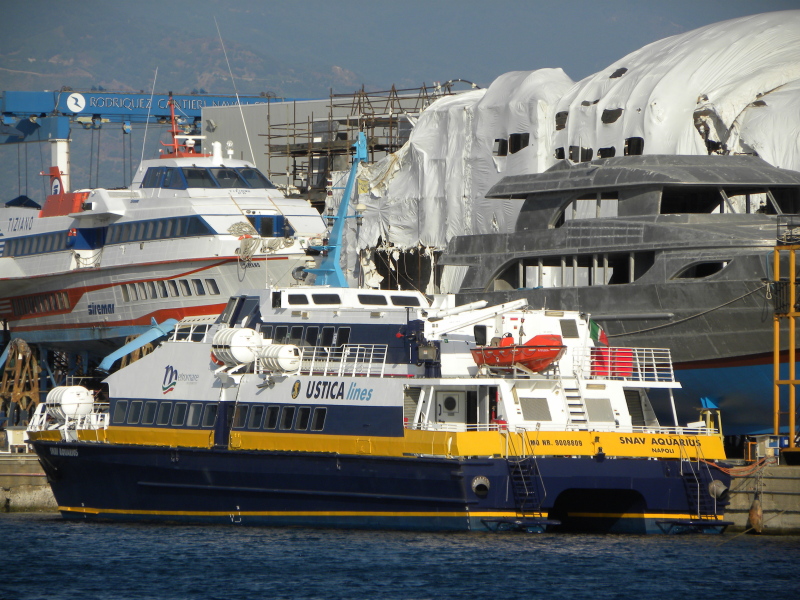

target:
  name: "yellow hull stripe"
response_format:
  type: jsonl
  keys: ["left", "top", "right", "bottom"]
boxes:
{"left": 25, "top": 427, "right": 726, "bottom": 460}
{"left": 57, "top": 505, "right": 723, "bottom": 521}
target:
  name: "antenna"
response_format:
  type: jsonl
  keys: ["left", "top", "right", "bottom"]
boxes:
{"left": 214, "top": 17, "right": 256, "bottom": 165}
{"left": 140, "top": 67, "right": 158, "bottom": 165}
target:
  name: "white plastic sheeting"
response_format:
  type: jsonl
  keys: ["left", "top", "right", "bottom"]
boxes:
{"left": 328, "top": 10, "right": 800, "bottom": 286}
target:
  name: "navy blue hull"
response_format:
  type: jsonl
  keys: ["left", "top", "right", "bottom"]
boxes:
{"left": 32, "top": 441, "right": 731, "bottom": 533}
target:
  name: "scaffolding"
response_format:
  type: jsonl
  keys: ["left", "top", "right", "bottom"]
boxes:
{"left": 260, "top": 82, "right": 472, "bottom": 212}
{"left": 772, "top": 215, "right": 800, "bottom": 450}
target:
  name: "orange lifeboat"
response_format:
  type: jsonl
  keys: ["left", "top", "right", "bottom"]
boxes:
{"left": 471, "top": 333, "right": 566, "bottom": 372}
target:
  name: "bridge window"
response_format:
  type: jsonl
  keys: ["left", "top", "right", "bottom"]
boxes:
{"left": 288, "top": 294, "right": 309, "bottom": 305}
{"left": 211, "top": 168, "right": 246, "bottom": 189}
{"left": 141, "top": 167, "right": 166, "bottom": 188}
{"left": 181, "top": 168, "right": 215, "bottom": 188}
{"left": 238, "top": 168, "right": 276, "bottom": 189}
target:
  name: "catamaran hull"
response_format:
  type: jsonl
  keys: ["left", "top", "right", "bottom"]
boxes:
{"left": 32, "top": 440, "right": 731, "bottom": 534}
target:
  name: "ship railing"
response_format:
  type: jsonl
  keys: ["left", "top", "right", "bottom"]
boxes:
{"left": 404, "top": 422, "right": 718, "bottom": 436}
{"left": 298, "top": 344, "right": 388, "bottom": 377}
{"left": 572, "top": 347, "right": 676, "bottom": 385}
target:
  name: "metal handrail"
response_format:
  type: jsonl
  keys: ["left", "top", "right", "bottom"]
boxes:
{"left": 573, "top": 346, "right": 676, "bottom": 383}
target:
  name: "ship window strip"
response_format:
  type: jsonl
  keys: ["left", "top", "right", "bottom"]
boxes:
{"left": 311, "top": 407, "right": 327, "bottom": 431}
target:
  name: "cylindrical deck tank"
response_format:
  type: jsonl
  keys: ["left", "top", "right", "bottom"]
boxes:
{"left": 211, "top": 328, "right": 263, "bottom": 366}
{"left": 45, "top": 386, "right": 94, "bottom": 418}
{"left": 259, "top": 344, "right": 302, "bottom": 373}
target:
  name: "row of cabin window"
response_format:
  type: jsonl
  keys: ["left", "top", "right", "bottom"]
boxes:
{"left": 107, "top": 216, "right": 214, "bottom": 244}
{"left": 285, "top": 293, "right": 421, "bottom": 307}
{"left": 111, "top": 399, "right": 327, "bottom": 432}
{"left": 232, "top": 404, "right": 327, "bottom": 432}
{"left": 260, "top": 324, "right": 350, "bottom": 347}
{"left": 140, "top": 166, "right": 277, "bottom": 190}
{"left": 120, "top": 278, "right": 221, "bottom": 303}
{"left": 3, "top": 231, "right": 69, "bottom": 257}
{"left": 12, "top": 291, "right": 70, "bottom": 317}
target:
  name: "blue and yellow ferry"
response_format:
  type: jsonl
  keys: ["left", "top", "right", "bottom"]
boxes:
{"left": 26, "top": 284, "right": 732, "bottom": 533}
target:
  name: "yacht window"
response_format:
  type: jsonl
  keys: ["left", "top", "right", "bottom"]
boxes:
{"left": 138, "top": 282, "right": 148, "bottom": 299}
{"left": 238, "top": 168, "right": 277, "bottom": 189}
{"left": 312, "top": 294, "right": 341, "bottom": 305}
{"left": 509, "top": 133, "right": 530, "bottom": 154}
{"left": 112, "top": 400, "right": 128, "bottom": 424}
{"left": 157, "top": 280, "right": 168, "bottom": 298}
{"left": 624, "top": 137, "right": 644, "bottom": 156}
{"left": 390, "top": 295, "right": 421, "bottom": 307}
{"left": 474, "top": 325, "right": 488, "bottom": 346}
{"left": 248, "top": 405, "right": 265, "bottom": 429}
{"left": 179, "top": 280, "right": 192, "bottom": 296}
{"left": 205, "top": 279, "right": 220, "bottom": 295}
{"left": 163, "top": 219, "right": 174, "bottom": 238}
{"left": 260, "top": 325, "right": 273, "bottom": 339}
{"left": 493, "top": 139, "right": 508, "bottom": 157}
{"left": 601, "top": 108, "right": 623, "bottom": 124}
{"left": 202, "top": 404, "right": 218, "bottom": 427}
{"left": 233, "top": 405, "right": 248, "bottom": 429}
{"left": 288, "top": 294, "right": 309, "bottom": 305}
{"left": 555, "top": 112, "right": 568, "bottom": 131}
{"left": 186, "top": 403, "right": 203, "bottom": 427}
{"left": 156, "top": 402, "right": 172, "bottom": 425}
{"left": 279, "top": 406, "right": 296, "bottom": 430}
{"left": 153, "top": 220, "right": 164, "bottom": 239}
{"left": 192, "top": 279, "right": 206, "bottom": 296}
{"left": 296, "top": 407, "right": 311, "bottom": 431}
{"left": 336, "top": 327, "right": 351, "bottom": 346}
{"left": 182, "top": 168, "right": 217, "bottom": 188}
{"left": 598, "top": 147, "right": 616, "bottom": 158}
{"left": 248, "top": 215, "right": 275, "bottom": 237}
{"left": 310, "top": 407, "right": 327, "bottom": 431}
{"left": 147, "top": 281, "right": 157, "bottom": 299}
{"left": 127, "top": 401, "right": 143, "bottom": 424}
{"left": 358, "top": 294, "right": 387, "bottom": 306}
{"left": 171, "top": 403, "right": 188, "bottom": 426}
{"left": 264, "top": 406, "right": 280, "bottom": 429}
{"left": 144, "top": 221, "right": 154, "bottom": 240}
{"left": 167, "top": 280, "right": 179, "bottom": 297}
{"left": 210, "top": 168, "right": 246, "bottom": 189}
{"left": 121, "top": 285, "right": 130, "bottom": 302}
{"left": 673, "top": 261, "right": 729, "bottom": 279}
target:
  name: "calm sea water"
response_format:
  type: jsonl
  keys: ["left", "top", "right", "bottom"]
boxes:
{"left": 2, "top": 513, "right": 799, "bottom": 600}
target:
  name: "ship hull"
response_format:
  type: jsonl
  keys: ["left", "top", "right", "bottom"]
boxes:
{"left": 32, "top": 440, "right": 730, "bottom": 534}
